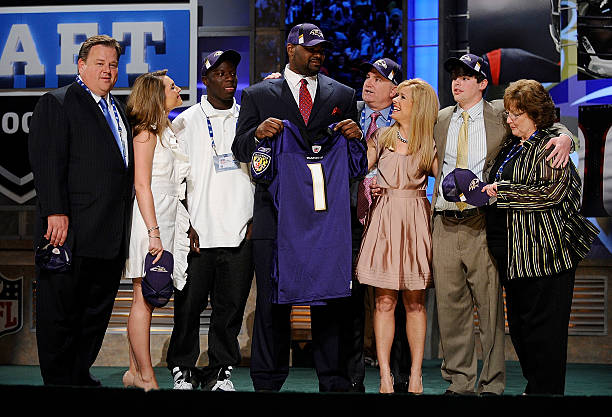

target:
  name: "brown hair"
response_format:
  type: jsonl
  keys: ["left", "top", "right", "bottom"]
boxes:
{"left": 127, "top": 70, "right": 170, "bottom": 139}
{"left": 78, "top": 35, "right": 122, "bottom": 63}
{"left": 379, "top": 78, "right": 438, "bottom": 172}
{"left": 503, "top": 79, "right": 556, "bottom": 129}
{"left": 450, "top": 65, "right": 486, "bottom": 83}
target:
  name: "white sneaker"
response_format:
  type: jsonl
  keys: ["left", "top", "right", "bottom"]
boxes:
{"left": 172, "top": 367, "right": 195, "bottom": 390}
{"left": 211, "top": 366, "right": 235, "bottom": 391}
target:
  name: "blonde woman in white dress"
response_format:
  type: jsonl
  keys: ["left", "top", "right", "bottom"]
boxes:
{"left": 122, "top": 70, "right": 190, "bottom": 391}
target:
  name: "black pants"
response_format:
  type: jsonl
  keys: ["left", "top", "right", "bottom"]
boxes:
{"left": 35, "top": 255, "right": 123, "bottom": 386}
{"left": 250, "top": 239, "right": 351, "bottom": 392}
{"left": 503, "top": 267, "right": 576, "bottom": 395}
{"left": 166, "top": 239, "right": 253, "bottom": 381}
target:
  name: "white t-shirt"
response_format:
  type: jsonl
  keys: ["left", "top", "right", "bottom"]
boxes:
{"left": 172, "top": 96, "right": 254, "bottom": 248}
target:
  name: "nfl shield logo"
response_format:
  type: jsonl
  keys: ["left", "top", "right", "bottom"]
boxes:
{"left": 312, "top": 145, "right": 322, "bottom": 154}
{"left": 0, "top": 274, "right": 23, "bottom": 338}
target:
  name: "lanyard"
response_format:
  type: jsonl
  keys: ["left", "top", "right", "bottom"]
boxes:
{"left": 495, "top": 130, "right": 538, "bottom": 181}
{"left": 75, "top": 76, "right": 124, "bottom": 137}
{"left": 200, "top": 101, "right": 238, "bottom": 157}
{"left": 360, "top": 107, "right": 392, "bottom": 131}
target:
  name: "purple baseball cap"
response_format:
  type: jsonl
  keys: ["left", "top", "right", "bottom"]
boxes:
{"left": 201, "top": 49, "right": 241, "bottom": 75}
{"left": 35, "top": 237, "right": 72, "bottom": 272}
{"left": 142, "top": 250, "right": 174, "bottom": 308}
{"left": 442, "top": 168, "right": 490, "bottom": 207}
{"left": 360, "top": 58, "right": 402, "bottom": 85}
{"left": 444, "top": 53, "right": 489, "bottom": 79}
{"left": 286, "top": 23, "right": 331, "bottom": 47}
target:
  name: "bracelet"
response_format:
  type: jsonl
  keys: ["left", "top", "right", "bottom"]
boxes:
{"left": 147, "top": 225, "right": 159, "bottom": 233}
{"left": 149, "top": 236, "right": 161, "bottom": 239}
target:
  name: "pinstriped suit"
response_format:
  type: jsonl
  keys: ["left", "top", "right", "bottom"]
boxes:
{"left": 29, "top": 82, "right": 134, "bottom": 385}
{"left": 233, "top": 73, "right": 357, "bottom": 392}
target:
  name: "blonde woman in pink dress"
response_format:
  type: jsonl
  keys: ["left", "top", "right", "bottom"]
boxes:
{"left": 355, "top": 79, "right": 439, "bottom": 394}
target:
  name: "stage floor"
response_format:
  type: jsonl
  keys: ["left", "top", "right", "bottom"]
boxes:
{"left": 1, "top": 360, "right": 611, "bottom": 395}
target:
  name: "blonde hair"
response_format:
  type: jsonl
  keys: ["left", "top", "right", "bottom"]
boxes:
{"left": 127, "top": 69, "right": 170, "bottom": 139}
{"left": 379, "top": 78, "right": 438, "bottom": 172}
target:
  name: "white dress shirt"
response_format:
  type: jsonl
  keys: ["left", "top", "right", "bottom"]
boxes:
{"left": 284, "top": 64, "right": 318, "bottom": 106}
{"left": 436, "top": 99, "right": 487, "bottom": 211}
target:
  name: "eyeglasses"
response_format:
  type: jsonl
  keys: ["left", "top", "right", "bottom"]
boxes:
{"left": 503, "top": 110, "right": 524, "bottom": 121}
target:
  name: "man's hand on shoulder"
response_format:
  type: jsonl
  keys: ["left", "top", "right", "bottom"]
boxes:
{"left": 255, "top": 117, "right": 284, "bottom": 140}
{"left": 46, "top": 214, "right": 69, "bottom": 247}
{"left": 545, "top": 133, "right": 572, "bottom": 168}
{"left": 335, "top": 119, "right": 362, "bottom": 140}
{"left": 264, "top": 72, "right": 282, "bottom": 80}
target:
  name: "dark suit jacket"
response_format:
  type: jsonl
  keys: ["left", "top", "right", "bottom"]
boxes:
{"left": 232, "top": 73, "right": 358, "bottom": 239}
{"left": 29, "top": 82, "right": 134, "bottom": 259}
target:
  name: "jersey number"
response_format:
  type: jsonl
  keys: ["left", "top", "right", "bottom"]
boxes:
{"left": 307, "top": 163, "right": 327, "bottom": 211}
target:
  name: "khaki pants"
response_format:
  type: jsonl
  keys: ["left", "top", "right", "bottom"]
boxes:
{"left": 432, "top": 213, "right": 506, "bottom": 394}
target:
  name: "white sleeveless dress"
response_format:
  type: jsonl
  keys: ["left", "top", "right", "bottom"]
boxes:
{"left": 124, "top": 127, "right": 191, "bottom": 290}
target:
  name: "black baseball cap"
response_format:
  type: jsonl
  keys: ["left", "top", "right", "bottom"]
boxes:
{"left": 444, "top": 53, "right": 488, "bottom": 79}
{"left": 360, "top": 58, "right": 402, "bottom": 85}
{"left": 286, "top": 23, "right": 332, "bottom": 47}
{"left": 202, "top": 50, "right": 241, "bottom": 75}
{"left": 142, "top": 250, "right": 174, "bottom": 308}
{"left": 442, "top": 168, "right": 490, "bottom": 207}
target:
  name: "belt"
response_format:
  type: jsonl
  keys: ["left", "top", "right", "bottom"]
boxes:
{"left": 381, "top": 189, "right": 426, "bottom": 198}
{"left": 434, "top": 207, "right": 486, "bottom": 219}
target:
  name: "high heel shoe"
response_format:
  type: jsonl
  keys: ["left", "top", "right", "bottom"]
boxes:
{"left": 408, "top": 375, "right": 423, "bottom": 395}
{"left": 379, "top": 372, "right": 395, "bottom": 394}
{"left": 122, "top": 370, "right": 135, "bottom": 388}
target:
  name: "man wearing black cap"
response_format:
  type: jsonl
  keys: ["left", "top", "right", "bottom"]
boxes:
{"left": 431, "top": 53, "right": 573, "bottom": 396}
{"left": 232, "top": 23, "right": 362, "bottom": 392}
{"left": 344, "top": 57, "right": 412, "bottom": 392}
{"left": 166, "top": 50, "right": 254, "bottom": 391}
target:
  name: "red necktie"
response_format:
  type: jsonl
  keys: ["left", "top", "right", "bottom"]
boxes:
{"left": 356, "top": 112, "right": 381, "bottom": 225}
{"left": 299, "top": 79, "right": 313, "bottom": 125}
{"left": 365, "top": 111, "right": 381, "bottom": 141}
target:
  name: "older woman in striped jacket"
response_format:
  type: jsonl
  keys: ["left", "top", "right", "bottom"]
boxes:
{"left": 482, "top": 79, "right": 598, "bottom": 396}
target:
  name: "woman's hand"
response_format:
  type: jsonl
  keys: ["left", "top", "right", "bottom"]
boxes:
{"left": 482, "top": 182, "right": 498, "bottom": 197}
{"left": 148, "top": 235, "right": 163, "bottom": 263}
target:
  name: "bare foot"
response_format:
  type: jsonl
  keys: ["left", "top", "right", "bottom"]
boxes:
{"left": 408, "top": 373, "right": 423, "bottom": 395}
{"left": 379, "top": 372, "right": 394, "bottom": 394}
{"left": 122, "top": 370, "right": 135, "bottom": 388}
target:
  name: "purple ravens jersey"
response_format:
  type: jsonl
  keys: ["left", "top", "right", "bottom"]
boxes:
{"left": 251, "top": 120, "right": 367, "bottom": 304}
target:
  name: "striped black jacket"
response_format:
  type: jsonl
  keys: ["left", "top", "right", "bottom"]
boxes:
{"left": 495, "top": 129, "right": 598, "bottom": 279}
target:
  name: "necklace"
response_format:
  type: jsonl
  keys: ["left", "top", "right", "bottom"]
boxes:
{"left": 397, "top": 131, "right": 408, "bottom": 143}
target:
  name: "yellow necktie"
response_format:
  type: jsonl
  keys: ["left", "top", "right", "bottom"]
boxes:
{"left": 456, "top": 111, "right": 469, "bottom": 211}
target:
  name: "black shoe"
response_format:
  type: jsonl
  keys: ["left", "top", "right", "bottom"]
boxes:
{"left": 81, "top": 372, "right": 101, "bottom": 386}
{"left": 393, "top": 381, "right": 409, "bottom": 393}
{"left": 349, "top": 382, "right": 366, "bottom": 393}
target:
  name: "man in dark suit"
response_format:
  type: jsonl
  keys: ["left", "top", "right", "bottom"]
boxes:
{"left": 28, "top": 35, "right": 133, "bottom": 386}
{"left": 346, "top": 58, "right": 412, "bottom": 393}
{"left": 232, "top": 23, "right": 362, "bottom": 392}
